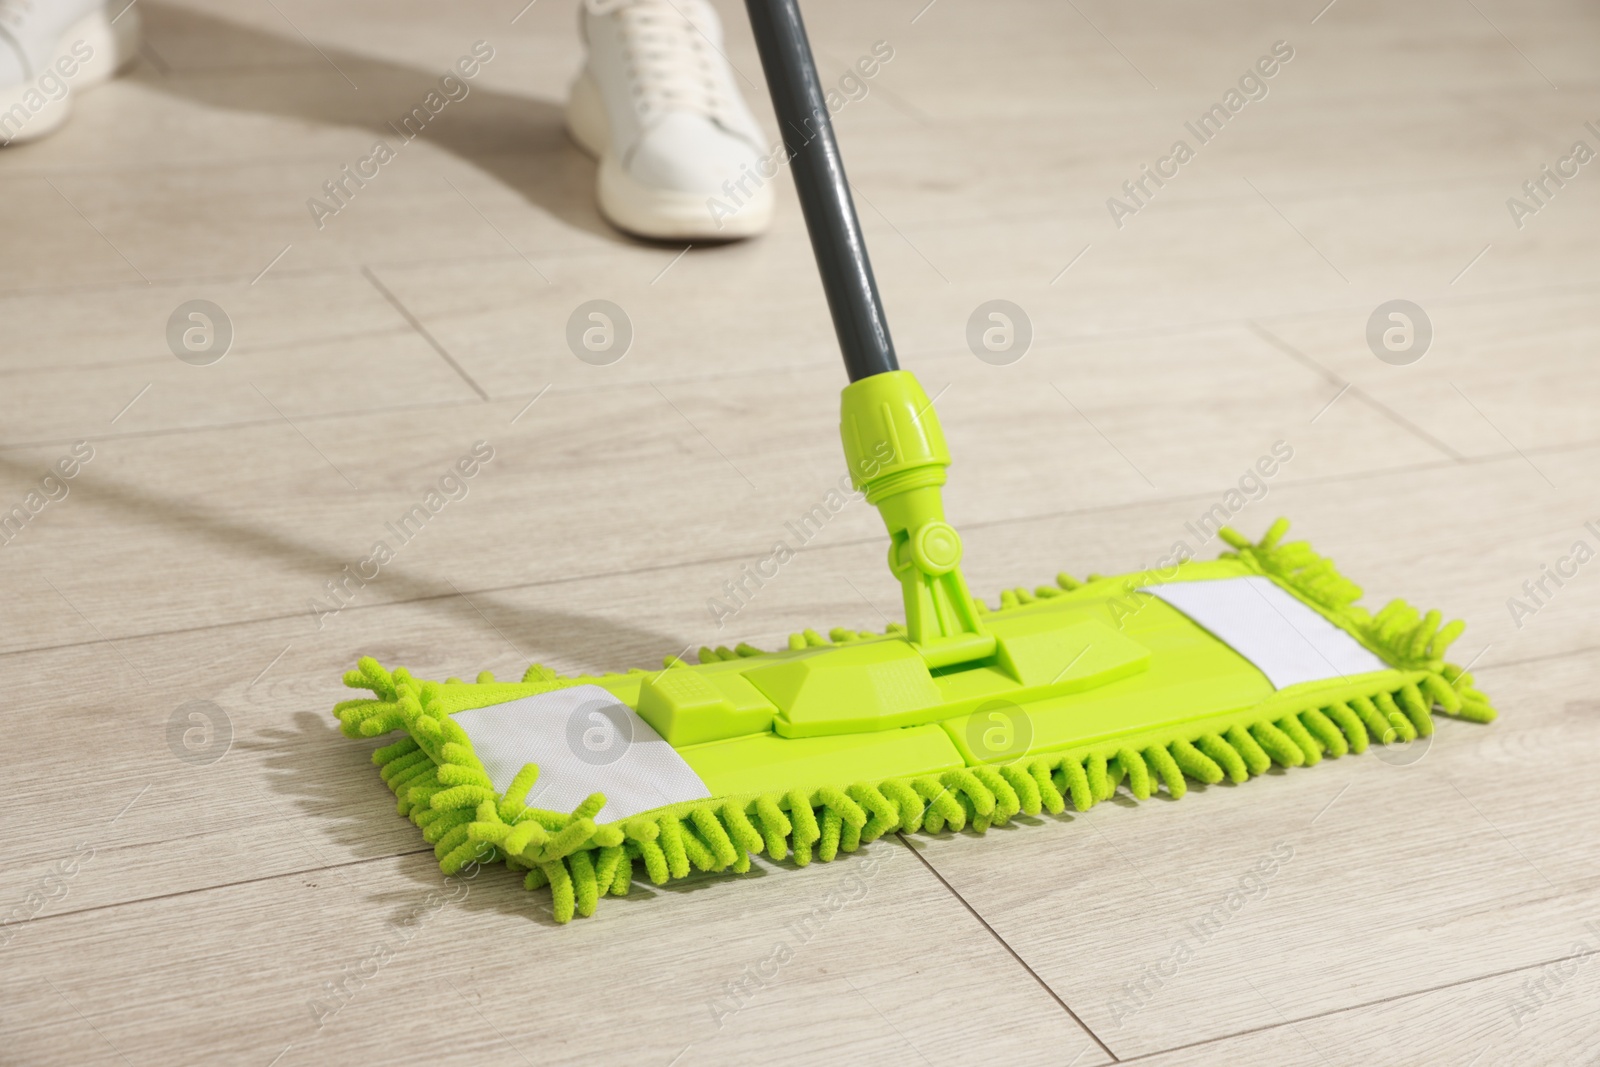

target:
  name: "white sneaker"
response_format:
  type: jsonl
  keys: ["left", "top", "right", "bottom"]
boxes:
{"left": 0, "top": 0, "right": 139, "bottom": 146}
{"left": 567, "top": 0, "right": 773, "bottom": 240}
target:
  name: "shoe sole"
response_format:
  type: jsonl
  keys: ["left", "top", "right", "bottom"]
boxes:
{"left": 565, "top": 69, "right": 773, "bottom": 241}
{"left": 0, "top": 3, "right": 140, "bottom": 147}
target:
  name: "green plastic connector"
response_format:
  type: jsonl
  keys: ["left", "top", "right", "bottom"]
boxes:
{"left": 840, "top": 370, "right": 993, "bottom": 668}
{"left": 636, "top": 666, "right": 776, "bottom": 746}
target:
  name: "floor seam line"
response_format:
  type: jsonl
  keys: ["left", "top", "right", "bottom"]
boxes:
{"left": 6, "top": 847, "right": 436, "bottom": 930}
{"left": 1247, "top": 320, "right": 1467, "bottom": 461}
{"left": 895, "top": 832, "right": 1120, "bottom": 1062}
{"left": 1112, "top": 946, "right": 1600, "bottom": 1063}
{"left": 0, "top": 447, "right": 1587, "bottom": 663}
{"left": 360, "top": 263, "right": 489, "bottom": 402}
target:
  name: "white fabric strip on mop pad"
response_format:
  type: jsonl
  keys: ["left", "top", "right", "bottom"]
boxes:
{"left": 1141, "top": 576, "right": 1388, "bottom": 690}
{"left": 451, "top": 684, "right": 710, "bottom": 823}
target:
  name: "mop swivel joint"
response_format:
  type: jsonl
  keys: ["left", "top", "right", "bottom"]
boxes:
{"left": 841, "top": 371, "right": 995, "bottom": 669}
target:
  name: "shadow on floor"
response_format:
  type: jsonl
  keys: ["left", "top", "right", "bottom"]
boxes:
{"left": 133, "top": 0, "right": 631, "bottom": 244}
{"left": 0, "top": 448, "right": 689, "bottom": 672}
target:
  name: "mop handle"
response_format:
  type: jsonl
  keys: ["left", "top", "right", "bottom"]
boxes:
{"left": 743, "top": 0, "right": 899, "bottom": 382}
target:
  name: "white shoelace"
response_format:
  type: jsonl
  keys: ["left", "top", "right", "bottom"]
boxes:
{"left": 588, "top": 0, "right": 737, "bottom": 122}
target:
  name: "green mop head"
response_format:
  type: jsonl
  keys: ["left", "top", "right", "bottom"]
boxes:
{"left": 333, "top": 401, "right": 1495, "bottom": 923}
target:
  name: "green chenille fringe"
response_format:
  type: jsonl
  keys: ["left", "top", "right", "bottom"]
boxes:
{"left": 332, "top": 520, "right": 1496, "bottom": 923}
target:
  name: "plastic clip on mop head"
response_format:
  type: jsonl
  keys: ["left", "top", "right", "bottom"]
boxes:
{"left": 841, "top": 370, "right": 993, "bottom": 669}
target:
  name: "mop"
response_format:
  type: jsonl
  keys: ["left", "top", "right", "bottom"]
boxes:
{"left": 333, "top": 0, "right": 1494, "bottom": 922}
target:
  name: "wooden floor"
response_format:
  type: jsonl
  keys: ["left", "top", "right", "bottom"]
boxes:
{"left": 4, "top": 0, "right": 1599, "bottom": 1062}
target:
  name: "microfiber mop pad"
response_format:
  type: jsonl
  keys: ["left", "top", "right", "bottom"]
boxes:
{"left": 333, "top": 519, "right": 1494, "bottom": 923}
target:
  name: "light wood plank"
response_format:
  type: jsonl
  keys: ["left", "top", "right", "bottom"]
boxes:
{"left": 0, "top": 834, "right": 1108, "bottom": 1066}
{"left": 1255, "top": 287, "right": 1600, "bottom": 459}
{"left": 1121, "top": 928, "right": 1600, "bottom": 1065}
{"left": 898, "top": 648, "right": 1600, "bottom": 1058}
{"left": 0, "top": 323, "right": 1441, "bottom": 654}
